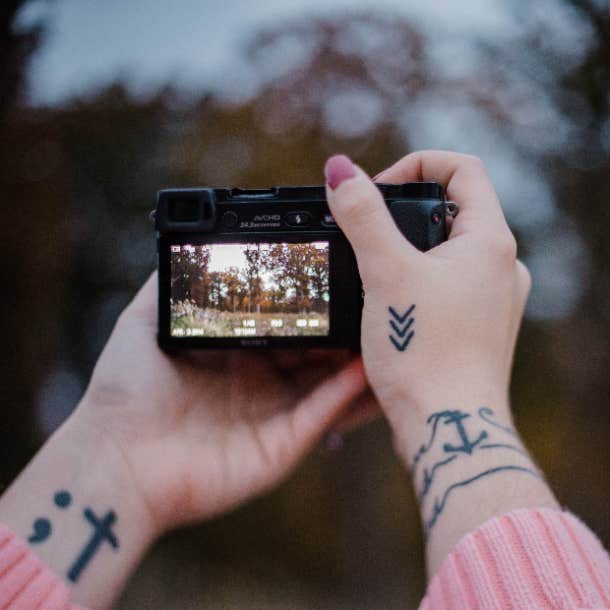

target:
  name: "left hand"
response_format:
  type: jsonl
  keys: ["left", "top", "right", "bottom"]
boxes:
{"left": 73, "top": 271, "right": 367, "bottom": 534}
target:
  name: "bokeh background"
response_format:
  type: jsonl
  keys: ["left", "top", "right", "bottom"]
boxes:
{"left": 1, "top": 0, "right": 609, "bottom": 608}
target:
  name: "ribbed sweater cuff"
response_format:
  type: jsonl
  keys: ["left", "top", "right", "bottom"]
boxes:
{"left": 0, "top": 524, "right": 86, "bottom": 610}
{"left": 420, "top": 507, "right": 610, "bottom": 610}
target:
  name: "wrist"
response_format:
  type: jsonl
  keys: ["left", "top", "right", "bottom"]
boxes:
{"left": 65, "top": 402, "right": 172, "bottom": 559}
{"left": 61, "top": 405, "right": 160, "bottom": 542}
{"left": 0, "top": 405, "right": 158, "bottom": 607}
{"left": 381, "top": 383, "right": 512, "bottom": 466}
{"left": 384, "top": 393, "right": 559, "bottom": 577}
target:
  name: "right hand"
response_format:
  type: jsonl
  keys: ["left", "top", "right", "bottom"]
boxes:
{"left": 323, "top": 151, "right": 531, "bottom": 440}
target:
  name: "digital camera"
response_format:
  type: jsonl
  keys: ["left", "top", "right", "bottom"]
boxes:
{"left": 154, "top": 182, "right": 450, "bottom": 350}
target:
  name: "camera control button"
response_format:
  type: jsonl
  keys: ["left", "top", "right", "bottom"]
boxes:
{"left": 321, "top": 213, "right": 337, "bottom": 227}
{"left": 285, "top": 211, "right": 311, "bottom": 227}
{"left": 221, "top": 211, "right": 239, "bottom": 228}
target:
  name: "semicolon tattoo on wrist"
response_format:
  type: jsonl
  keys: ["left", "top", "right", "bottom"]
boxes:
{"left": 388, "top": 305, "right": 415, "bottom": 351}
{"left": 410, "top": 407, "right": 541, "bottom": 534}
{"left": 26, "top": 488, "right": 119, "bottom": 583}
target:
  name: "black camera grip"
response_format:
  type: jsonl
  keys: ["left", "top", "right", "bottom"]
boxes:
{"left": 387, "top": 199, "right": 447, "bottom": 251}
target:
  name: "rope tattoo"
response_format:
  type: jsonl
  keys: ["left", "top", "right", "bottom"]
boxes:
{"left": 411, "top": 407, "right": 541, "bottom": 534}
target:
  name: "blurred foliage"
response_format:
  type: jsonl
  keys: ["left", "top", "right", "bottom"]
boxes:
{"left": 0, "top": 0, "right": 41, "bottom": 113}
{"left": 0, "top": 2, "right": 609, "bottom": 608}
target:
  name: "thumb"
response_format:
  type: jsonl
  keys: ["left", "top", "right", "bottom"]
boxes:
{"left": 324, "top": 155, "right": 420, "bottom": 283}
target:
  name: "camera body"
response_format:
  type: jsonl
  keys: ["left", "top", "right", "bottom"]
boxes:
{"left": 155, "top": 182, "right": 447, "bottom": 350}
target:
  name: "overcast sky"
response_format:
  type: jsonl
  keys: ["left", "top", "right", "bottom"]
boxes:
{"left": 16, "top": 0, "right": 518, "bottom": 105}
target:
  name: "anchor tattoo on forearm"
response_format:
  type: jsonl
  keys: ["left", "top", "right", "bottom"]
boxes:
{"left": 411, "top": 407, "right": 541, "bottom": 534}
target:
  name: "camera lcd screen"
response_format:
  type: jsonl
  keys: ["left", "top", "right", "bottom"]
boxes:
{"left": 170, "top": 242, "right": 330, "bottom": 338}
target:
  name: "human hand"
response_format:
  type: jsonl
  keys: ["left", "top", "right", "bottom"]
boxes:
{"left": 324, "top": 151, "right": 531, "bottom": 445}
{"left": 0, "top": 272, "right": 365, "bottom": 607}
{"left": 74, "top": 272, "right": 367, "bottom": 534}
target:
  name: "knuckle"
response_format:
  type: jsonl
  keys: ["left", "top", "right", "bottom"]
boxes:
{"left": 462, "top": 154, "right": 486, "bottom": 171}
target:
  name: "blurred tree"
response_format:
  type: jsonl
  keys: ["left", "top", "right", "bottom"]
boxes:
{"left": 222, "top": 267, "right": 243, "bottom": 312}
{"left": 0, "top": 0, "right": 41, "bottom": 114}
{"left": 171, "top": 246, "right": 210, "bottom": 306}
{"left": 0, "top": 0, "right": 62, "bottom": 480}
{"left": 309, "top": 245, "right": 330, "bottom": 313}
{"left": 243, "top": 244, "right": 264, "bottom": 313}
{"left": 448, "top": 0, "right": 610, "bottom": 555}
{"left": 207, "top": 271, "right": 224, "bottom": 309}
{"left": 542, "top": 0, "right": 610, "bottom": 543}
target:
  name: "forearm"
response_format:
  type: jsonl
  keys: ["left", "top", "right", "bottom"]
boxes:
{"left": 0, "top": 405, "right": 157, "bottom": 609}
{"left": 389, "top": 385, "right": 559, "bottom": 577}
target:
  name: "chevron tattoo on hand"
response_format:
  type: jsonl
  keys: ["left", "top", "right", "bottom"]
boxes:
{"left": 388, "top": 305, "right": 415, "bottom": 351}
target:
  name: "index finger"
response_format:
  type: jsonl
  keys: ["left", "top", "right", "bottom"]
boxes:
{"left": 374, "top": 150, "right": 509, "bottom": 238}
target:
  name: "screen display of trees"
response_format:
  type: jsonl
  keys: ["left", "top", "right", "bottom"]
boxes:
{"left": 170, "top": 242, "right": 330, "bottom": 337}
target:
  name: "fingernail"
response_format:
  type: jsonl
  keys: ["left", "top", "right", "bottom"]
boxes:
{"left": 324, "top": 154, "right": 356, "bottom": 190}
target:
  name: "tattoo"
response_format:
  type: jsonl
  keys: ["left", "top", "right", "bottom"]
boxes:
{"left": 388, "top": 305, "right": 415, "bottom": 351}
{"left": 67, "top": 508, "right": 119, "bottom": 583}
{"left": 54, "top": 490, "right": 72, "bottom": 508}
{"left": 438, "top": 411, "right": 487, "bottom": 455}
{"left": 412, "top": 410, "right": 487, "bottom": 473}
{"left": 479, "top": 443, "right": 529, "bottom": 457}
{"left": 411, "top": 408, "right": 540, "bottom": 534}
{"left": 425, "top": 465, "right": 541, "bottom": 531}
{"left": 28, "top": 518, "right": 52, "bottom": 544}
{"left": 28, "top": 489, "right": 72, "bottom": 544}
{"left": 412, "top": 411, "right": 445, "bottom": 469}
{"left": 26, "top": 489, "right": 119, "bottom": 583}
{"left": 478, "top": 406, "right": 518, "bottom": 437}
{"left": 418, "top": 455, "right": 458, "bottom": 502}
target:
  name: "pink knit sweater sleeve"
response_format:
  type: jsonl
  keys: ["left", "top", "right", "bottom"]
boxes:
{"left": 0, "top": 524, "right": 86, "bottom": 610}
{"left": 2, "top": 508, "right": 610, "bottom": 609}
{"left": 420, "top": 507, "right": 610, "bottom": 610}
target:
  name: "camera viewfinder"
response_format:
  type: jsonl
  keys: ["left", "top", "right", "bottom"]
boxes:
{"left": 168, "top": 196, "right": 201, "bottom": 222}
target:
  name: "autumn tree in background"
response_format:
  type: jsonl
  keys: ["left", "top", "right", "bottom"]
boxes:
{"left": 222, "top": 267, "right": 242, "bottom": 313}
{"left": 171, "top": 243, "right": 328, "bottom": 314}
{"left": 171, "top": 247, "right": 210, "bottom": 305}
{"left": 0, "top": 0, "right": 63, "bottom": 476}
{"left": 0, "top": 0, "right": 41, "bottom": 113}
{"left": 243, "top": 244, "right": 264, "bottom": 314}
{"left": 308, "top": 246, "right": 330, "bottom": 312}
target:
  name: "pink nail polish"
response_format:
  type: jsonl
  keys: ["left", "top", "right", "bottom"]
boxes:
{"left": 324, "top": 154, "right": 356, "bottom": 190}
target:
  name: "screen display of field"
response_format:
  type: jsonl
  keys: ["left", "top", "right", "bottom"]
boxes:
{"left": 170, "top": 241, "right": 330, "bottom": 337}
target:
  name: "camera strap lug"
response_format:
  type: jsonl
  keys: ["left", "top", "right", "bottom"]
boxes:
{"left": 445, "top": 201, "right": 459, "bottom": 217}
